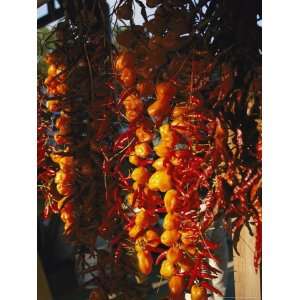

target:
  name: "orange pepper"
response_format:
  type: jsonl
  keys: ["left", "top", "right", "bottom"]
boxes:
{"left": 56, "top": 83, "right": 68, "bottom": 95}
{"left": 55, "top": 169, "right": 74, "bottom": 185}
{"left": 125, "top": 110, "right": 140, "bottom": 122}
{"left": 147, "top": 100, "right": 169, "bottom": 120}
{"left": 126, "top": 192, "right": 136, "bottom": 207}
{"left": 166, "top": 247, "right": 182, "bottom": 264}
{"left": 46, "top": 100, "right": 61, "bottom": 112}
{"left": 132, "top": 181, "right": 139, "bottom": 190}
{"left": 115, "top": 52, "right": 134, "bottom": 72}
{"left": 156, "top": 81, "right": 177, "bottom": 103}
{"left": 137, "top": 250, "right": 153, "bottom": 275}
{"left": 168, "top": 275, "right": 185, "bottom": 296}
{"left": 54, "top": 133, "right": 70, "bottom": 145}
{"left": 191, "top": 285, "right": 208, "bottom": 300}
{"left": 47, "top": 64, "right": 57, "bottom": 76}
{"left": 58, "top": 156, "right": 74, "bottom": 171}
{"left": 135, "top": 236, "right": 147, "bottom": 252}
{"left": 145, "top": 229, "right": 160, "bottom": 248}
{"left": 120, "top": 67, "right": 136, "bottom": 87}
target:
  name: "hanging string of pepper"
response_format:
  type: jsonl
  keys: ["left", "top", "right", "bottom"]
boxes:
{"left": 38, "top": 0, "right": 261, "bottom": 299}
{"left": 110, "top": 1, "right": 262, "bottom": 299}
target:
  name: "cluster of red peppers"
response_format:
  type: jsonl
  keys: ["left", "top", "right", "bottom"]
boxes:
{"left": 38, "top": 1, "right": 261, "bottom": 299}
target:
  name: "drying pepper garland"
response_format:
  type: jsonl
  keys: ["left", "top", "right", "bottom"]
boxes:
{"left": 38, "top": 1, "right": 261, "bottom": 299}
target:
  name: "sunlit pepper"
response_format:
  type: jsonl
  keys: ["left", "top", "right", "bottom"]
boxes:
{"left": 164, "top": 189, "right": 179, "bottom": 212}
{"left": 168, "top": 275, "right": 185, "bottom": 296}
{"left": 160, "top": 259, "right": 176, "bottom": 278}
{"left": 191, "top": 285, "right": 208, "bottom": 300}
{"left": 135, "top": 142, "right": 152, "bottom": 159}
{"left": 161, "top": 229, "right": 180, "bottom": 246}
{"left": 163, "top": 213, "right": 180, "bottom": 230}
{"left": 148, "top": 170, "right": 173, "bottom": 192}
{"left": 137, "top": 250, "right": 153, "bottom": 275}
{"left": 131, "top": 166, "right": 150, "bottom": 185}
{"left": 115, "top": 51, "right": 134, "bottom": 72}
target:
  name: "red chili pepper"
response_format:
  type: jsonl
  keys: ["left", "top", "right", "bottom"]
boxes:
{"left": 155, "top": 251, "right": 167, "bottom": 265}
{"left": 190, "top": 95, "right": 204, "bottom": 107}
{"left": 113, "top": 127, "right": 136, "bottom": 152}
{"left": 114, "top": 245, "right": 122, "bottom": 263}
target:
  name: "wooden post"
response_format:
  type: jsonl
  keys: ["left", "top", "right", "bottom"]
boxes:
{"left": 233, "top": 226, "right": 261, "bottom": 300}
{"left": 37, "top": 256, "right": 53, "bottom": 300}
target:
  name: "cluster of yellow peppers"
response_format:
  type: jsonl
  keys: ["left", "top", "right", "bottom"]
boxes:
{"left": 115, "top": 50, "right": 207, "bottom": 300}
{"left": 44, "top": 53, "right": 74, "bottom": 233}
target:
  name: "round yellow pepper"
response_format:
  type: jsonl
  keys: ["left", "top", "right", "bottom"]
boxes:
{"left": 160, "top": 259, "right": 176, "bottom": 278}
{"left": 148, "top": 170, "right": 172, "bottom": 192}
{"left": 152, "top": 157, "right": 166, "bottom": 170}
{"left": 161, "top": 229, "right": 180, "bottom": 247}
{"left": 154, "top": 142, "right": 171, "bottom": 158}
{"left": 135, "top": 142, "right": 152, "bottom": 158}
{"left": 129, "top": 152, "right": 141, "bottom": 166}
{"left": 131, "top": 166, "right": 150, "bottom": 184}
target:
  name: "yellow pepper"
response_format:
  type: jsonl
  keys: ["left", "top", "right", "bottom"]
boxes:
{"left": 128, "top": 224, "right": 142, "bottom": 239}
{"left": 129, "top": 152, "right": 141, "bottom": 166}
{"left": 131, "top": 167, "right": 150, "bottom": 184}
{"left": 135, "top": 209, "right": 151, "bottom": 227}
{"left": 135, "top": 142, "right": 152, "bottom": 158}
{"left": 163, "top": 213, "right": 180, "bottom": 230}
{"left": 152, "top": 157, "right": 166, "bottom": 170}
{"left": 154, "top": 142, "right": 171, "bottom": 158}
{"left": 164, "top": 189, "right": 179, "bottom": 212}
{"left": 160, "top": 259, "right": 176, "bottom": 278}
{"left": 148, "top": 170, "right": 173, "bottom": 192}
{"left": 161, "top": 229, "right": 180, "bottom": 246}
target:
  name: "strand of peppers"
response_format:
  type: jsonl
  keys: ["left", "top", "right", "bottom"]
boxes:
{"left": 112, "top": 48, "right": 227, "bottom": 299}
{"left": 41, "top": 51, "right": 75, "bottom": 233}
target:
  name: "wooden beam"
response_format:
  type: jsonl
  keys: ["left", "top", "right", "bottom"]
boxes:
{"left": 37, "top": 6, "right": 64, "bottom": 28}
{"left": 233, "top": 225, "right": 261, "bottom": 300}
{"left": 37, "top": 0, "right": 51, "bottom": 8}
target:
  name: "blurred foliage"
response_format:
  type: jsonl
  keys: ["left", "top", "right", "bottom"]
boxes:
{"left": 37, "top": 26, "right": 57, "bottom": 79}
